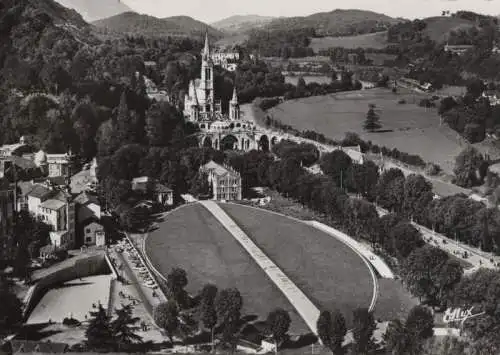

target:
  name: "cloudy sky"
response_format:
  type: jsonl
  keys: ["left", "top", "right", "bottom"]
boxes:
{"left": 121, "top": 0, "right": 500, "bottom": 23}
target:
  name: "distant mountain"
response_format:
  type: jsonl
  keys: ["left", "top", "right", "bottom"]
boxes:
{"left": 54, "top": 0, "right": 132, "bottom": 22}
{"left": 93, "top": 12, "right": 223, "bottom": 39}
{"left": 211, "top": 15, "right": 276, "bottom": 34}
{"left": 264, "top": 9, "right": 403, "bottom": 36}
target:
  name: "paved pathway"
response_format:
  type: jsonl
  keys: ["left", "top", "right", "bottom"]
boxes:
{"left": 376, "top": 206, "right": 499, "bottom": 272}
{"left": 199, "top": 200, "right": 321, "bottom": 337}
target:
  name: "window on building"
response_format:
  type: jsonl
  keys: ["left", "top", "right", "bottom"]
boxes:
{"left": 86, "top": 237, "right": 92, "bottom": 242}
{"left": 86, "top": 228, "right": 91, "bottom": 234}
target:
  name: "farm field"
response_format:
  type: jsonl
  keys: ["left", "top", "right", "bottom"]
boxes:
{"left": 268, "top": 88, "right": 468, "bottom": 173}
{"left": 219, "top": 203, "right": 375, "bottom": 326}
{"left": 310, "top": 32, "right": 388, "bottom": 51}
{"left": 145, "top": 204, "right": 309, "bottom": 334}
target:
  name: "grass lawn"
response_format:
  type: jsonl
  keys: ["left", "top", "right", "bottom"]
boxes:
{"left": 145, "top": 204, "right": 309, "bottom": 335}
{"left": 268, "top": 88, "right": 468, "bottom": 174}
{"left": 310, "top": 32, "right": 389, "bottom": 51}
{"left": 219, "top": 203, "right": 375, "bottom": 326}
{"left": 231, "top": 192, "right": 418, "bottom": 323}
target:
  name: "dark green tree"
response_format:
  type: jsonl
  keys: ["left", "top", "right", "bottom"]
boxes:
{"left": 453, "top": 146, "right": 484, "bottom": 187}
{"left": 85, "top": 303, "right": 114, "bottom": 351}
{"left": 266, "top": 308, "right": 291, "bottom": 354}
{"left": 363, "top": 104, "right": 381, "bottom": 132}
{"left": 153, "top": 302, "right": 179, "bottom": 343}
{"left": 351, "top": 308, "right": 376, "bottom": 355}
{"left": 200, "top": 284, "right": 218, "bottom": 353}
{"left": 317, "top": 310, "right": 347, "bottom": 354}
{"left": 0, "top": 277, "right": 23, "bottom": 337}
{"left": 111, "top": 304, "right": 143, "bottom": 351}
{"left": 166, "top": 268, "right": 188, "bottom": 308}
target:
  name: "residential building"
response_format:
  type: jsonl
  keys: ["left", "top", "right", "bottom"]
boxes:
{"left": 200, "top": 160, "right": 242, "bottom": 201}
{"left": 444, "top": 44, "right": 475, "bottom": 55}
{"left": 155, "top": 183, "right": 174, "bottom": 206}
{"left": 0, "top": 136, "right": 32, "bottom": 158}
{"left": 74, "top": 191, "right": 101, "bottom": 222}
{"left": 26, "top": 183, "right": 75, "bottom": 249}
{"left": 482, "top": 91, "right": 500, "bottom": 106}
{"left": 82, "top": 220, "right": 105, "bottom": 246}
{"left": 132, "top": 176, "right": 174, "bottom": 206}
{"left": 32, "top": 149, "right": 74, "bottom": 178}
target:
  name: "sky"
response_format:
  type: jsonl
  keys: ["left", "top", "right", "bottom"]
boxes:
{"left": 121, "top": 0, "right": 500, "bottom": 23}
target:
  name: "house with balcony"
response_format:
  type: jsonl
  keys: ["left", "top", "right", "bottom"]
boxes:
{"left": 200, "top": 160, "right": 242, "bottom": 201}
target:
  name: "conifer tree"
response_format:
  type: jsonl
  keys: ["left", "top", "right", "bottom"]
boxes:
{"left": 363, "top": 104, "right": 381, "bottom": 132}
{"left": 84, "top": 303, "right": 114, "bottom": 351}
{"left": 0, "top": 277, "right": 23, "bottom": 337}
{"left": 111, "top": 304, "right": 143, "bottom": 351}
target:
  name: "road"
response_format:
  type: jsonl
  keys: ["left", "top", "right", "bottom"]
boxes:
{"left": 376, "top": 206, "right": 499, "bottom": 273}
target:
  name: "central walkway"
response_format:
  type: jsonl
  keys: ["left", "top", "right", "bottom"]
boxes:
{"left": 199, "top": 200, "right": 321, "bottom": 336}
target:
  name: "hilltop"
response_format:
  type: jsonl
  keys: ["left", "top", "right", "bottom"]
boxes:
{"left": 211, "top": 14, "right": 276, "bottom": 34}
{"left": 421, "top": 16, "right": 476, "bottom": 43}
{"left": 93, "top": 12, "right": 223, "bottom": 39}
{"left": 264, "top": 9, "right": 403, "bottom": 36}
{"left": 54, "top": 0, "right": 132, "bottom": 22}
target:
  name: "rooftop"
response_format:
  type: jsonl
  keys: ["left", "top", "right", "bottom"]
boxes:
{"left": 155, "top": 183, "right": 173, "bottom": 193}
{"left": 39, "top": 199, "right": 66, "bottom": 211}
{"left": 27, "top": 185, "right": 53, "bottom": 199}
{"left": 201, "top": 160, "right": 240, "bottom": 178}
{"left": 74, "top": 191, "right": 100, "bottom": 205}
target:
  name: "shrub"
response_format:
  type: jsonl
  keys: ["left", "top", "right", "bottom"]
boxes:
{"left": 63, "top": 317, "right": 81, "bottom": 327}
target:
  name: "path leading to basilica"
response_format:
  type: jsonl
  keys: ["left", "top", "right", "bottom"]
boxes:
{"left": 199, "top": 200, "right": 321, "bottom": 337}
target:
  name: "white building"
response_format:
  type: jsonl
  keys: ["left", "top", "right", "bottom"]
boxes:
{"left": 82, "top": 220, "right": 105, "bottom": 246}
{"left": 200, "top": 160, "right": 242, "bottom": 201}
{"left": 34, "top": 150, "right": 73, "bottom": 178}
{"left": 212, "top": 50, "right": 240, "bottom": 71}
{"left": 26, "top": 184, "right": 75, "bottom": 249}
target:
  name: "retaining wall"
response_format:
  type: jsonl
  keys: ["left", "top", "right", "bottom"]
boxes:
{"left": 23, "top": 254, "right": 111, "bottom": 320}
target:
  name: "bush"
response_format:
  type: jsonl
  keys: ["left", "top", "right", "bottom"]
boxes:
{"left": 425, "top": 163, "right": 441, "bottom": 176}
{"left": 63, "top": 317, "right": 81, "bottom": 327}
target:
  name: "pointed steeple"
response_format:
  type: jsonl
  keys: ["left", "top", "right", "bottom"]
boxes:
{"left": 192, "top": 81, "right": 199, "bottom": 106}
{"left": 203, "top": 31, "right": 210, "bottom": 58}
{"left": 231, "top": 86, "right": 238, "bottom": 104}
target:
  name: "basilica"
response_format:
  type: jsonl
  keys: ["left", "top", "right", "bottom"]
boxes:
{"left": 183, "top": 33, "right": 268, "bottom": 151}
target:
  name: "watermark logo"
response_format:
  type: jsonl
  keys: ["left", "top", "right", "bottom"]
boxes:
{"left": 443, "top": 306, "right": 484, "bottom": 326}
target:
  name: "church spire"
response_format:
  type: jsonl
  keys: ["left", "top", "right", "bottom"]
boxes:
{"left": 203, "top": 31, "right": 210, "bottom": 58}
{"left": 231, "top": 86, "right": 238, "bottom": 104}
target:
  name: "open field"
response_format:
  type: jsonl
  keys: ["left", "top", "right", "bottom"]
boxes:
{"left": 145, "top": 204, "right": 309, "bottom": 334}
{"left": 27, "top": 275, "right": 112, "bottom": 324}
{"left": 268, "top": 88, "right": 468, "bottom": 173}
{"left": 219, "top": 203, "right": 375, "bottom": 326}
{"left": 310, "top": 32, "right": 388, "bottom": 51}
